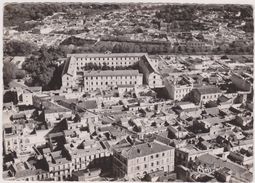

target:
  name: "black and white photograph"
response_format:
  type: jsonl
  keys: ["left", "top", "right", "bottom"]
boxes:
{"left": 2, "top": 0, "right": 254, "bottom": 182}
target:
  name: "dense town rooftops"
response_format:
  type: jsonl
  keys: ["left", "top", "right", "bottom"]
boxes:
{"left": 83, "top": 70, "right": 142, "bottom": 77}
{"left": 114, "top": 141, "right": 174, "bottom": 159}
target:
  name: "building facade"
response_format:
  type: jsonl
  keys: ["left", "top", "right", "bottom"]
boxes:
{"left": 164, "top": 75, "right": 193, "bottom": 101}
{"left": 82, "top": 70, "right": 143, "bottom": 91}
{"left": 61, "top": 53, "right": 149, "bottom": 92}
{"left": 112, "top": 141, "right": 175, "bottom": 180}
{"left": 192, "top": 86, "right": 222, "bottom": 105}
{"left": 139, "top": 55, "right": 164, "bottom": 88}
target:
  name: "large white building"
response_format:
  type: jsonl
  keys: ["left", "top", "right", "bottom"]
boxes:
{"left": 61, "top": 53, "right": 164, "bottom": 92}
{"left": 82, "top": 70, "right": 143, "bottom": 91}
{"left": 67, "top": 53, "right": 146, "bottom": 70}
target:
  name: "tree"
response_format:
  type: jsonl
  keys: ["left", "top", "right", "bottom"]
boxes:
{"left": 102, "top": 62, "right": 108, "bottom": 70}
{"left": 133, "top": 125, "right": 142, "bottom": 132}
{"left": 135, "top": 27, "right": 143, "bottom": 33}
{"left": 4, "top": 40, "right": 37, "bottom": 56}
{"left": 3, "top": 91, "right": 18, "bottom": 104}
{"left": 3, "top": 62, "right": 16, "bottom": 86}
{"left": 22, "top": 46, "right": 59, "bottom": 90}
{"left": 15, "top": 70, "right": 26, "bottom": 79}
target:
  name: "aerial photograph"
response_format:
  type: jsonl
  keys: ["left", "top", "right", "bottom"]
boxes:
{"left": 2, "top": 1, "right": 254, "bottom": 182}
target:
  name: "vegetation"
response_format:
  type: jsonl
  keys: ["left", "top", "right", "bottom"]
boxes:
{"left": 3, "top": 60, "right": 27, "bottom": 87}
{"left": 3, "top": 62, "right": 17, "bottom": 86}
{"left": 22, "top": 46, "right": 64, "bottom": 90}
{"left": 4, "top": 40, "right": 38, "bottom": 56}
{"left": 155, "top": 5, "right": 197, "bottom": 22}
{"left": 3, "top": 91, "right": 18, "bottom": 104}
{"left": 4, "top": 3, "right": 120, "bottom": 27}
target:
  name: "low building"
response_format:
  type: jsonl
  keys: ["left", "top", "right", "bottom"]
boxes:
{"left": 195, "top": 153, "right": 252, "bottom": 182}
{"left": 164, "top": 75, "right": 193, "bottom": 101}
{"left": 3, "top": 161, "right": 49, "bottom": 181}
{"left": 231, "top": 72, "right": 252, "bottom": 92}
{"left": 173, "top": 102, "right": 201, "bottom": 118}
{"left": 72, "top": 168, "right": 101, "bottom": 181}
{"left": 192, "top": 86, "right": 222, "bottom": 105}
{"left": 168, "top": 124, "right": 189, "bottom": 139}
{"left": 139, "top": 55, "right": 164, "bottom": 88}
{"left": 175, "top": 145, "right": 224, "bottom": 167}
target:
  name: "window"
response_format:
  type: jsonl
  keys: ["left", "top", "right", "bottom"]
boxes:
{"left": 162, "top": 153, "right": 165, "bottom": 156}
{"left": 151, "top": 162, "right": 154, "bottom": 166}
{"left": 156, "top": 154, "right": 159, "bottom": 158}
{"left": 144, "top": 164, "right": 147, "bottom": 168}
{"left": 157, "top": 161, "right": 159, "bottom": 165}
{"left": 151, "top": 155, "right": 153, "bottom": 159}
{"left": 144, "top": 157, "right": 146, "bottom": 161}
{"left": 137, "top": 166, "right": 140, "bottom": 170}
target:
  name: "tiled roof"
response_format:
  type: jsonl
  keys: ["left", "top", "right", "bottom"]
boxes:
{"left": 197, "top": 154, "right": 247, "bottom": 177}
{"left": 67, "top": 53, "right": 147, "bottom": 58}
{"left": 195, "top": 86, "right": 222, "bottom": 95}
{"left": 114, "top": 141, "right": 174, "bottom": 159}
{"left": 78, "top": 100, "right": 97, "bottom": 110}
